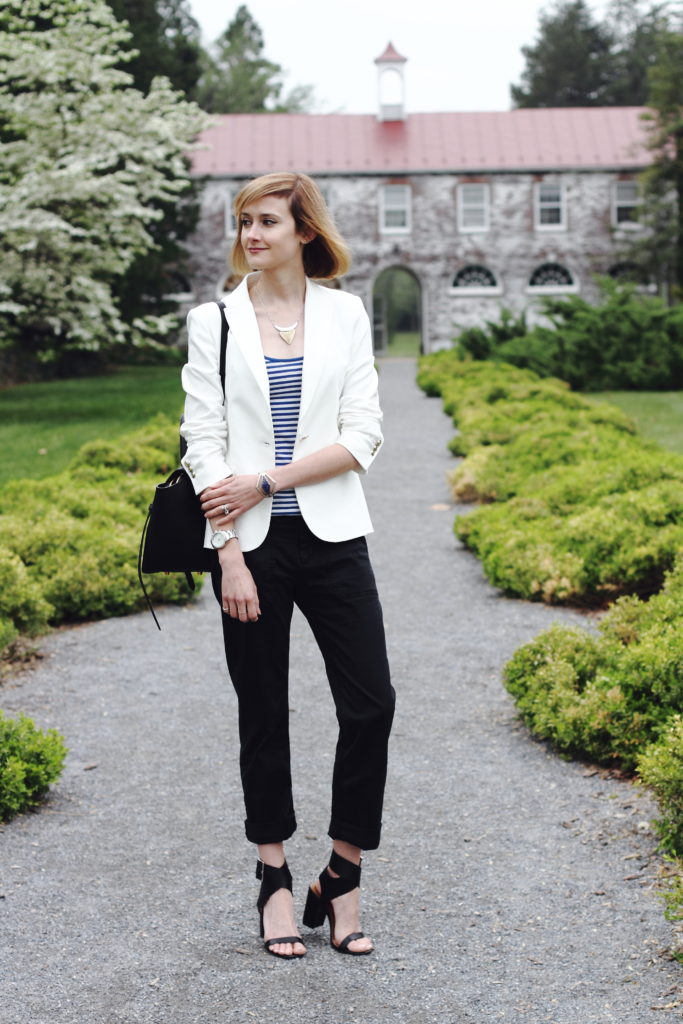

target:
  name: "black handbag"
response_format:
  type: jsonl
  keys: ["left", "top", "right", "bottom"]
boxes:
{"left": 138, "top": 300, "right": 229, "bottom": 628}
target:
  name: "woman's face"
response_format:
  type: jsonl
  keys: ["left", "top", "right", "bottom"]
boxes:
{"left": 239, "top": 194, "right": 310, "bottom": 274}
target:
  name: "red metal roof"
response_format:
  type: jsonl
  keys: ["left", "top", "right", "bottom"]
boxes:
{"left": 191, "top": 107, "right": 651, "bottom": 177}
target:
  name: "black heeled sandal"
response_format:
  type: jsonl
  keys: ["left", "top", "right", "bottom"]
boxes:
{"left": 256, "top": 860, "right": 306, "bottom": 959}
{"left": 302, "top": 850, "right": 373, "bottom": 955}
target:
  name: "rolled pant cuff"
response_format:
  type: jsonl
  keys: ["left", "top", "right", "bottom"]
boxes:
{"left": 328, "top": 817, "right": 381, "bottom": 851}
{"left": 245, "top": 815, "right": 297, "bottom": 845}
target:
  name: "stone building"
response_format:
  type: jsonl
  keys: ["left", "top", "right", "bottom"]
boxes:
{"left": 185, "top": 44, "right": 650, "bottom": 352}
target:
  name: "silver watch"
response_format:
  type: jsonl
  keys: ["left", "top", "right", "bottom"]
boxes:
{"left": 210, "top": 528, "right": 238, "bottom": 550}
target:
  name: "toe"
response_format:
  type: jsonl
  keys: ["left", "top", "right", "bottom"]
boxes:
{"left": 345, "top": 935, "right": 374, "bottom": 954}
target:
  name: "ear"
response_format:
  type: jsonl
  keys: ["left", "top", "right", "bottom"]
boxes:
{"left": 300, "top": 229, "right": 317, "bottom": 245}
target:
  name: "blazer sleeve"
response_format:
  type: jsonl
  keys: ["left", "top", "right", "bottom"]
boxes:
{"left": 336, "top": 296, "right": 384, "bottom": 474}
{"left": 180, "top": 304, "right": 234, "bottom": 494}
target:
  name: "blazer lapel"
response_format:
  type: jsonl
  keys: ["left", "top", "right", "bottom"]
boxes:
{"left": 299, "top": 280, "right": 326, "bottom": 422}
{"left": 224, "top": 276, "right": 270, "bottom": 405}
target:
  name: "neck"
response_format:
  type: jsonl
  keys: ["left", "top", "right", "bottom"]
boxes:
{"left": 252, "top": 268, "right": 307, "bottom": 304}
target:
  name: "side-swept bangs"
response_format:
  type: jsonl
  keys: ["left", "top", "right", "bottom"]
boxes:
{"left": 230, "top": 172, "right": 351, "bottom": 280}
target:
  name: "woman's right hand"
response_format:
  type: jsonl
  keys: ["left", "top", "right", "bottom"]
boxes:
{"left": 219, "top": 546, "right": 261, "bottom": 622}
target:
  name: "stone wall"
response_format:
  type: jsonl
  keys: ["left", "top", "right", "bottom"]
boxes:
{"left": 185, "top": 170, "right": 637, "bottom": 352}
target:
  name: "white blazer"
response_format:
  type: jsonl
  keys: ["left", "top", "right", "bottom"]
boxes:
{"left": 180, "top": 275, "right": 384, "bottom": 552}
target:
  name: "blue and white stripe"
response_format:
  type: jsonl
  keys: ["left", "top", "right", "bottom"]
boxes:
{"left": 265, "top": 355, "right": 304, "bottom": 516}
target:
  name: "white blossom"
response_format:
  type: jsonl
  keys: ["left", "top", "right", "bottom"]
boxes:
{"left": 0, "top": 0, "right": 209, "bottom": 363}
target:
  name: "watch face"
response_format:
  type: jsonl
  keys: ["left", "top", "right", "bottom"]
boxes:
{"left": 211, "top": 531, "right": 227, "bottom": 549}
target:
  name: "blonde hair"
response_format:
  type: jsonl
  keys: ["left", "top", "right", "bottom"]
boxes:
{"left": 230, "top": 172, "right": 351, "bottom": 280}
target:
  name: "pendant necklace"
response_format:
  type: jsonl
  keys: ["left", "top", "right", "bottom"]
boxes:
{"left": 256, "top": 282, "right": 304, "bottom": 345}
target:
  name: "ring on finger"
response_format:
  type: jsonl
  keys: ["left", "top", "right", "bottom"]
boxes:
{"left": 221, "top": 504, "right": 230, "bottom": 515}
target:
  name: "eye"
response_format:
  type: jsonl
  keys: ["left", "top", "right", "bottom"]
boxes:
{"left": 240, "top": 217, "right": 251, "bottom": 228}
{"left": 262, "top": 218, "right": 276, "bottom": 226}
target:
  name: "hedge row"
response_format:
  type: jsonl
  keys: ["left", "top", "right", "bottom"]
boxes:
{"left": 417, "top": 351, "right": 683, "bottom": 854}
{"left": 457, "top": 281, "right": 683, "bottom": 391}
{"left": 417, "top": 352, "right": 683, "bottom": 606}
{"left": 0, "top": 414, "right": 200, "bottom": 657}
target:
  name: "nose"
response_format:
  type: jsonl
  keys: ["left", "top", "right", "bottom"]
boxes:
{"left": 246, "top": 222, "right": 261, "bottom": 242}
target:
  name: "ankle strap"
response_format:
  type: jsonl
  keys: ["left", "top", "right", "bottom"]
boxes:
{"left": 329, "top": 850, "right": 362, "bottom": 884}
{"left": 256, "top": 859, "right": 293, "bottom": 905}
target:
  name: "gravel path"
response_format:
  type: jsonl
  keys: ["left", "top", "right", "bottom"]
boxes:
{"left": 1, "top": 358, "right": 680, "bottom": 1024}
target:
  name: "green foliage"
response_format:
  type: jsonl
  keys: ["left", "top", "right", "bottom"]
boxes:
{"left": 630, "top": 22, "right": 683, "bottom": 300}
{"left": 0, "top": 413, "right": 203, "bottom": 657}
{"left": 639, "top": 718, "right": 683, "bottom": 855}
{"left": 104, "top": 0, "right": 202, "bottom": 99}
{"left": 99, "top": 0, "right": 202, "bottom": 345}
{"left": 0, "top": 0, "right": 208, "bottom": 378}
{"left": 503, "top": 561, "right": 683, "bottom": 775}
{"left": 455, "top": 282, "right": 683, "bottom": 391}
{"left": 456, "top": 309, "right": 529, "bottom": 362}
{"left": 511, "top": 0, "right": 614, "bottom": 107}
{"left": 511, "top": 0, "right": 669, "bottom": 107}
{"left": 0, "top": 548, "right": 53, "bottom": 638}
{"left": 0, "top": 711, "right": 67, "bottom": 821}
{"left": 418, "top": 352, "right": 683, "bottom": 605}
{"left": 197, "top": 4, "right": 314, "bottom": 114}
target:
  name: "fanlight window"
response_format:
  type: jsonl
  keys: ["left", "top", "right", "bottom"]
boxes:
{"left": 453, "top": 265, "right": 497, "bottom": 288}
{"left": 529, "top": 263, "right": 573, "bottom": 287}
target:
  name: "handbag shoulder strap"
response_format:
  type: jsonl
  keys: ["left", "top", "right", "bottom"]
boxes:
{"left": 215, "top": 299, "right": 228, "bottom": 395}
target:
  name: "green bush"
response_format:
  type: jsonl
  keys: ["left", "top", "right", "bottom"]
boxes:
{"left": 639, "top": 718, "right": 683, "bottom": 855}
{"left": 455, "top": 281, "right": 683, "bottom": 391}
{"left": 503, "top": 562, "right": 683, "bottom": 772}
{"left": 0, "top": 547, "right": 53, "bottom": 636}
{"left": 419, "top": 351, "right": 683, "bottom": 605}
{"left": 0, "top": 711, "right": 67, "bottom": 821}
{"left": 0, "top": 412, "right": 202, "bottom": 657}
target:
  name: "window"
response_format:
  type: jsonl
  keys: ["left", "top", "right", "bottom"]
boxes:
{"left": 528, "top": 263, "right": 576, "bottom": 292}
{"left": 458, "top": 184, "right": 489, "bottom": 232}
{"left": 612, "top": 181, "right": 639, "bottom": 226}
{"left": 453, "top": 265, "right": 497, "bottom": 288}
{"left": 535, "top": 182, "right": 565, "bottom": 230}
{"left": 224, "top": 191, "right": 237, "bottom": 239}
{"left": 380, "top": 184, "right": 411, "bottom": 233}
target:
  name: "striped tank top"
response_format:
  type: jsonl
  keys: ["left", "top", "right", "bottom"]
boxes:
{"left": 264, "top": 354, "right": 303, "bottom": 516}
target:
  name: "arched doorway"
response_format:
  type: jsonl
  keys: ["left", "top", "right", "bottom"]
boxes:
{"left": 372, "top": 266, "right": 422, "bottom": 355}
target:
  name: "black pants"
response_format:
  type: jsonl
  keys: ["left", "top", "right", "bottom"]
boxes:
{"left": 211, "top": 516, "right": 395, "bottom": 850}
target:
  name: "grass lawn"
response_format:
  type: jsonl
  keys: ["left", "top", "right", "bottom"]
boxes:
{"left": 384, "top": 331, "right": 422, "bottom": 357}
{"left": 0, "top": 366, "right": 184, "bottom": 485}
{"left": 590, "top": 391, "right": 683, "bottom": 455}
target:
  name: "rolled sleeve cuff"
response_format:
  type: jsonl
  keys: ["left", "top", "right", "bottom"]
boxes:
{"left": 337, "top": 431, "right": 383, "bottom": 474}
{"left": 181, "top": 454, "right": 233, "bottom": 495}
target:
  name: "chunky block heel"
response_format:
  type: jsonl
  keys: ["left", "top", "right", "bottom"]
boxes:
{"left": 303, "top": 850, "right": 373, "bottom": 955}
{"left": 303, "top": 884, "right": 327, "bottom": 928}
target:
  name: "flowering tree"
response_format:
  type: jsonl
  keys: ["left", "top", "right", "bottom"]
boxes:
{"left": 0, "top": 0, "right": 208, "bottom": 375}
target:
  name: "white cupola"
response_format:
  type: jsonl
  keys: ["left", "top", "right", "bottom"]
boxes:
{"left": 375, "top": 42, "right": 407, "bottom": 122}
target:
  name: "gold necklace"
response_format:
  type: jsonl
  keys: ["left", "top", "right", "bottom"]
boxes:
{"left": 256, "top": 283, "right": 304, "bottom": 345}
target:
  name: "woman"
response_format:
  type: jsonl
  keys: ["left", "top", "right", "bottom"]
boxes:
{"left": 180, "top": 172, "right": 394, "bottom": 960}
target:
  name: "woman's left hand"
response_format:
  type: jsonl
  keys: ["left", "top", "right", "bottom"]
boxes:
{"left": 200, "top": 475, "right": 264, "bottom": 526}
